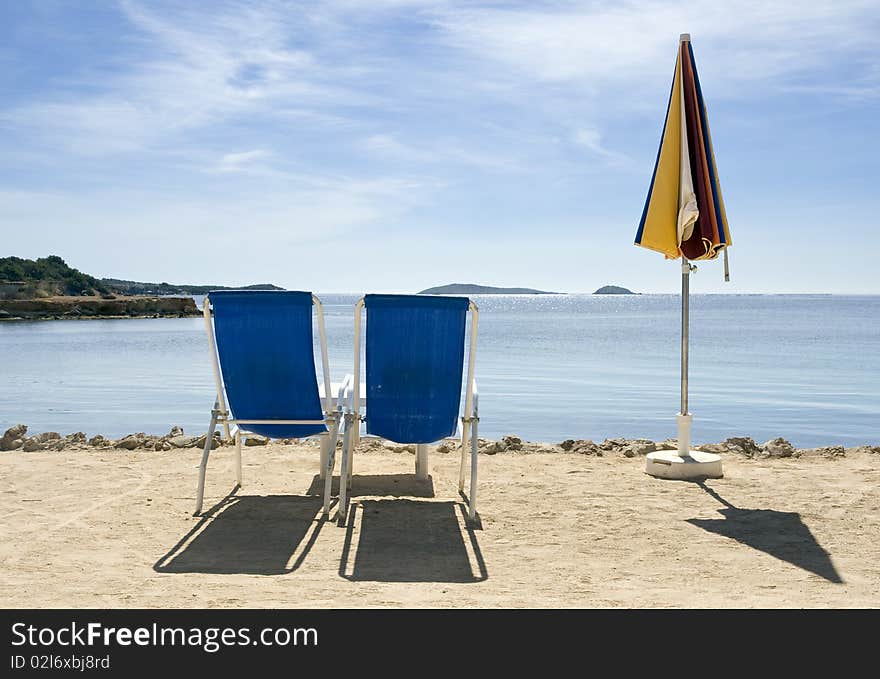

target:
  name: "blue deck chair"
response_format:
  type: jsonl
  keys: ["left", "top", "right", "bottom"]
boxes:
{"left": 332, "top": 294, "right": 480, "bottom": 523}
{"left": 195, "top": 290, "right": 347, "bottom": 515}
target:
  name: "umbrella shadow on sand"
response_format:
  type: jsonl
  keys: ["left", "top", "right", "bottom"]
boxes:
{"left": 154, "top": 488, "right": 326, "bottom": 575}
{"left": 687, "top": 482, "right": 843, "bottom": 583}
{"left": 338, "top": 498, "right": 487, "bottom": 583}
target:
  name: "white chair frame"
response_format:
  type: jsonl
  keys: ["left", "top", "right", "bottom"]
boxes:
{"left": 194, "top": 293, "right": 346, "bottom": 515}
{"left": 329, "top": 297, "right": 480, "bottom": 524}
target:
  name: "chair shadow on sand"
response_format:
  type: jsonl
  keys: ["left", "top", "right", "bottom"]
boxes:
{"left": 688, "top": 482, "right": 843, "bottom": 584}
{"left": 338, "top": 496, "right": 488, "bottom": 583}
{"left": 307, "top": 472, "right": 436, "bottom": 498}
{"left": 154, "top": 489, "right": 326, "bottom": 575}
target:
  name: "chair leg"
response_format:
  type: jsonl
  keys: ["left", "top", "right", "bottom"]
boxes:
{"left": 347, "top": 421, "right": 355, "bottom": 489}
{"left": 338, "top": 416, "right": 354, "bottom": 524}
{"left": 416, "top": 443, "right": 428, "bottom": 480}
{"left": 194, "top": 412, "right": 218, "bottom": 516}
{"left": 319, "top": 434, "right": 329, "bottom": 481}
{"left": 468, "top": 418, "right": 479, "bottom": 521}
{"left": 322, "top": 419, "right": 339, "bottom": 517}
{"left": 234, "top": 429, "right": 242, "bottom": 488}
{"left": 458, "top": 421, "right": 469, "bottom": 492}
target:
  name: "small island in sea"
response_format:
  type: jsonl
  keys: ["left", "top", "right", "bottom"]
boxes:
{"left": 0, "top": 255, "right": 282, "bottom": 320}
{"left": 593, "top": 285, "right": 636, "bottom": 295}
{"left": 419, "top": 283, "right": 558, "bottom": 295}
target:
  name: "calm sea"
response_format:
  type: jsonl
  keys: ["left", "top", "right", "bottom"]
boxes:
{"left": 1, "top": 294, "right": 878, "bottom": 447}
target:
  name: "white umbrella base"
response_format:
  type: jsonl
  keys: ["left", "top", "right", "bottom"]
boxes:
{"left": 645, "top": 450, "right": 723, "bottom": 480}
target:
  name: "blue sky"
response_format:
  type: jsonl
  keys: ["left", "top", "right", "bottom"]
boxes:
{"left": 1, "top": 0, "right": 878, "bottom": 293}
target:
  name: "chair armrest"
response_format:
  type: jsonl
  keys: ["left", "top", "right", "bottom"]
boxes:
{"left": 338, "top": 374, "right": 355, "bottom": 412}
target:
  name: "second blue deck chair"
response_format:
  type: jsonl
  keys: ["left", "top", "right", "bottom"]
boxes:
{"left": 329, "top": 294, "right": 480, "bottom": 523}
{"left": 194, "top": 290, "right": 347, "bottom": 515}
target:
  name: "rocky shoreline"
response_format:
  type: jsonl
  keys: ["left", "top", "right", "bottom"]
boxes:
{"left": 0, "top": 295, "right": 199, "bottom": 321}
{"left": 1, "top": 424, "right": 877, "bottom": 459}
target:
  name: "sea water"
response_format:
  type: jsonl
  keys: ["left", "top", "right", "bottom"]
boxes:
{"left": 1, "top": 294, "right": 878, "bottom": 447}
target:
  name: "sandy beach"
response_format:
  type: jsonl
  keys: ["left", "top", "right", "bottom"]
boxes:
{"left": 2, "top": 439, "right": 879, "bottom": 608}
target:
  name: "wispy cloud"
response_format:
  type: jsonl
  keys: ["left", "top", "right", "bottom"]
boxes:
{"left": 3, "top": 0, "right": 366, "bottom": 154}
{"left": 214, "top": 149, "right": 274, "bottom": 174}
{"left": 361, "top": 133, "right": 522, "bottom": 171}
{"left": 572, "top": 127, "right": 630, "bottom": 165}
{"left": 431, "top": 0, "right": 880, "bottom": 93}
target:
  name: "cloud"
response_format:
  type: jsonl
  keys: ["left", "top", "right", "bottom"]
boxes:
{"left": 572, "top": 127, "right": 629, "bottom": 165}
{"left": 0, "top": 169, "right": 433, "bottom": 263}
{"left": 431, "top": 0, "right": 880, "bottom": 94}
{"left": 360, "top": 133, "right": 521, "bottom": 171}
{"left": 2, "top": 0, "right": 367, "bottom": 155}
{"left": 215, "top": 149, "right": 273, "bottom": 173}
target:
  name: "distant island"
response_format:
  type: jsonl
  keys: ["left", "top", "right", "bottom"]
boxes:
{"left": 594, "top": 285, "right": 636, "bottom": 295}
{"left": 0, "top": 255, "right": 283, "bottom": 320}
{"left": 420, "top": 283, "right": 558, "bottom": 295}
{"left": 102, "top": 279, "right": 283, "bottom": 296}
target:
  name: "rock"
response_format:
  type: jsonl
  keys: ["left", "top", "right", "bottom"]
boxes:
{"left": 697, "top": 443, "right": 728, "bottom": 454}
{"left": 581, "top": 441, "right": 598, "bottom": 454}
{"left": 142, "top": 435, "right": 160, "bottom": 448}
{"left": 599, "top": 438, "right": 627, "bottom": 451}
{"left": 656, "top": 439, "right": 679, "bottom": 451}
{"left": 169, "top": 425, "right": 184, "bottom": 437}
{"left": 115, "top": 435, "right": 143, "bottom": 450}
{"left": 244, "top": 435, "right": 268, "bottom": 447}
{"left": 0, "top": 424, "right": 28, "bottom": 450}
{"left": 560, "top": 439, "right": 599, "bottom": 455}
{"left": 22, "top": 438, "right": 45, "bottom": 452}
{"left": 436, "top": 443, "right": 451, "bottom": 453}
{"left": 194, "top": 433, "right": 221, "bottom": 449}
{"left": 482, "top": 441, "right": 505, "bottom": 455}
{"left": 381, "top": 441, "right": 414, "bottom": 453}
{"left": 723, "top": 437, "right": 761, "bottom": 457}
{"left": 153, "top": 439, "right": 173, "bottom": 451}
{"left": 64, "top": 432, "right": 87, "bottom": 444}
{"left": 88, "top": 434, "right": 110, "bottom": 447}
{"left": 33, "top": 432, "right": 61, "bottom": 443}
{"left": 501, "top": 435, "right": 523, "bottom": 451}
{"left": 761, "top": 437, "right": 795, "bottom": 458}
{"left": 168, "top": 435, "right": 198, "bottom": 448}
{"left": 798, "top": 445, "right": 846, "bottom": 458}
{"left": 844, "top": 445, "right": 880, "bottom": 456}
{"left": 3, "top": 424, "right": 27, "bottom": 440}
{"left": 621, "top": 439, "right": 655, "bottom": 457}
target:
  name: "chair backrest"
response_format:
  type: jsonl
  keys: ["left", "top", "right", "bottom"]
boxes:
{"left": 208, "top": 290, "right": 326, "bottom": 439}
{"left": 363, "top": 294, "right": 469, "bottom": 444}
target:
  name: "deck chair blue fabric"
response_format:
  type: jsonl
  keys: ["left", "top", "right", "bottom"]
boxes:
{"left": 211, "top": 291, "right": 325, "bottom": 439}
{"left": 365, "top": 294, "right": 469, "bottom": 444}
{"left": 194, "top": 290, "right": 342, "bottom": 515}
{"left": 330, "top": 294, "right": 480, "bottom": 523}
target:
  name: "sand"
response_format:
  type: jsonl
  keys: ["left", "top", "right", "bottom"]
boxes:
{"left": 1, "top": 442, "right": 879, "bottom": 608}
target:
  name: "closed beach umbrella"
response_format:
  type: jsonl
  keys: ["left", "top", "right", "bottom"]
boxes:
{"left": 635, "top": 34, "right": 731, "bottom": 479}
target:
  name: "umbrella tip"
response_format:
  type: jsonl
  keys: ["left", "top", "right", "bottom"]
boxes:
{"left": 679, "top": 33, "right": 691, "bottom": 43}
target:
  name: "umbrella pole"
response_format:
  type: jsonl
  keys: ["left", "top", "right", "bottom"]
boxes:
{"left": 678, "top": 258, "right": 693, "bottom": 456}
{"left": 680, "top": 257, "right": 690, "bottom": 416}
{"left": 645, "top": 257, "right": 722, "bottom": 476}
